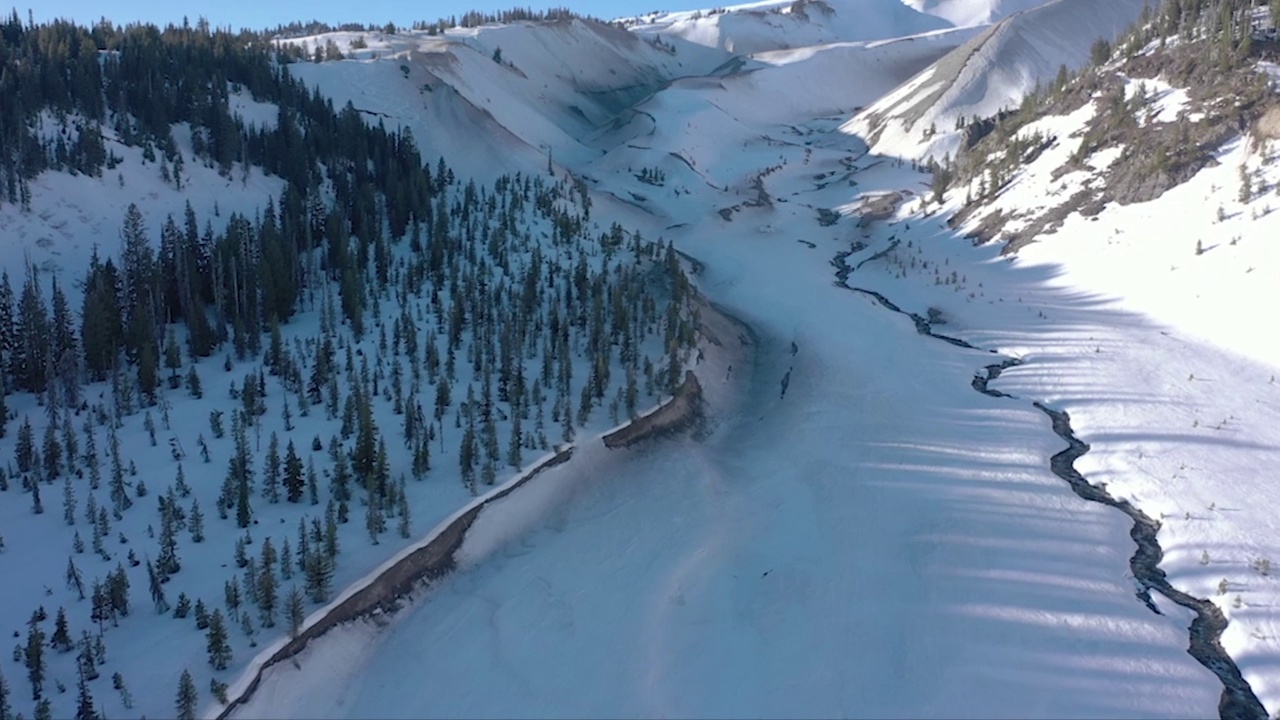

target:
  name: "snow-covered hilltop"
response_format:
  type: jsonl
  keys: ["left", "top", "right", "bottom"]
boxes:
{"left": 2, "top": 1, "right": 1279, "bottom": 719}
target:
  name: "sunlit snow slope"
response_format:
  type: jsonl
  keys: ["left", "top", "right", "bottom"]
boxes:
{"left": 847, "top": 0, "right": 1150, "bottom": 161}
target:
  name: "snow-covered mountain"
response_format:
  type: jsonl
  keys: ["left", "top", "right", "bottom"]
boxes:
{"left": 846, "top": 0, "right": 1151, "bottom": 161}
{"left": 904, "top": 0, "right": 1057, "bottom": 27}
{"left": 3, "top": 2, "right": 1280, "bottom": 720}
{"left": 622, "top": 0, "right": 953, "bottom": 55}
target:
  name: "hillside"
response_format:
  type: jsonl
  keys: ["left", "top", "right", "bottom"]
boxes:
{"left": 0, "top": 15, "right": 703, "bottom": 720}
{"left": 845, "top": 0, "right": 1152, "bottom": 161}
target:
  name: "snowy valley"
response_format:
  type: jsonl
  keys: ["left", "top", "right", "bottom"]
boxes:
{"left": 1, "top": 1, "right": 1279, "bottom": 719}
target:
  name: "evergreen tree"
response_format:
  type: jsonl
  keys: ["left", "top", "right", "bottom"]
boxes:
{"left": 146, "top": 559, "right": 170, "bottom": 614}
{"left": 76, "top": 631, "right": 98, "bottom": 681}
{"left": 258, "top": 538, "right": 278, "bottom": 628}
{"left": 262, "top": 433, "right": 281, "bottom": 504}
{"left": 0, "top": 665, "right": 11, "bottom": 720}
{"left": 282, "top": 440, "right": 304, "bottom": 503}
{"left": 13, "top": 264, "right": 50, "bottom": 394}
{"left": 62, "top": 477, "right": 76, "bottom": 526}
{"left": 205, "top": 609, "right": 231, "bottom": 670}
{"left": 74, "top": 664, "right": 98, "bottom": 720}
{"left": 107, "top": 563, "right": 130, "bottom": 618}
{"left": 286, "top": 585, "right": 305, "bottom": 638}
{"left": 113, "top": 671, "right": 134, "bottom": 710}
{"left": 49, "top": 277, "right": 79, "bottom": 405}
{"left": 175, "top": 669, "right": 198, "bottom": 720}
{"left": 189, "top": 499, "right": 205, "bottom": 543}
{"left": 49, "top": 608, "right": 72, "bottom": 653}
{"left": 65, "top": 557, "right": 84, "bottom": 601}
{"left": 80, "top": 250, "right": 122, "bottom": 383}
{"left": 173, "top": 592, "right": 192, "bottom": 619}
{"left": 13, "top": 418, "right": 33, "bottom": 474}
{"left": 24, "top": 619, "right": 44, "bottom": 700}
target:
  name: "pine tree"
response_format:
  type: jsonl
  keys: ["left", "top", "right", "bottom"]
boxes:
{"left": 225, "top": 576, "right": 242, "bottom": 616}
{"left": 175, "top": 669, "right": 198, "bottom": 720}
{"left": 77, "top": 631, "right": 98, "bottom": 681}
{"left": 187, "top": 365, "right": 203, "bottom": 398}
{"left": 112, "top": 671, "right": 133, "bottom": 710}
{"left": 163, "top": 328, "right": 183, "bottom": 389}
{"left": 65, "top": 557, "right": 84, "bottom": 600}
{"left": 286, "top": 585, "right": 305, "bottom": 638}
{"left": 14, "top": 264, "right": 50, "bottom": 394}
{"left": 231, "top": 413, "right": 254, "bottom": 527}
{"left": 107, "top": 562, "right": 130, "bottom": 618}
{"left": 108, "top": 426, "right": 131, "bottom": 513}
{"left": 173, "top": 592, "right": 191, "bottom": 619}
{"left": 365, "top": 488, "right": 384, "bottom": 544}
{"left": 41, "top": 411, "right": 61, "bottom": 481}
{"left": 282, "top": 440, "right": 304, "bottom": 503}
{"left": 279, "top": 535, "right": 291, "bottom": 579}
{"left": 307, "top": 458, "right": 319, "bottom": 506}
{"left": 49, "top": 608, "right": 72, "bottom": 653}
{"left": 324, "top": 505, "right": 339, "bottom": 560}
{"left": 74, "top": 664, "right": 98, "bottom": 720}
{"left": 352, "top": 386, "right": 378, "bottom": 482}
{"left": 62, "top": 477, "right": 76, "bottom": 526}
{"left": 397, "top": 481, "right": 411, "bottom": 539}
{"left": 304, "top": 545, "right": 333, "bottom": 603}
{"left": 258, "top": 538, "right": 277, "bottom": 627}
{"left": 205, "top": 609, "right": 231, "bottom": 670}
{"left": 0, "top": 665, "right": 11, "bottom": 720}
{"left": 24, "top": 620, "right": 44, "bottom": 700}
{"left": 262, "top": 433, "right": 281, "bottom": 504}
{"left": 189, "top": 499, "right": 205, "bottom": 543}
{"left": 50, "top": 277, "right": 79, "bottom": 406}
{"left": 157, "top": 504, "right": 181, "bottom": 576}
{"left": 146, "top": 559, "right": 170, "bottom": 614}
{"left": 13, "top": 419, "right": 33, "bottom": 474}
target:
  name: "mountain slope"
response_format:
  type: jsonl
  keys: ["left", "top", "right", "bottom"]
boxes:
{"left": 624, "top": 0, "right": 953, "bottom": 55}
{"left": 844, "top": 0, "right": 1151, "bottom": 161}
{"left": 903, "top": 0, "right": 1056, "bottom": 27}
{"left": 278, "top": 20, "right": 732, "bottom": 181}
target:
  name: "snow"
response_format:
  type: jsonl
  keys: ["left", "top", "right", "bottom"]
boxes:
{"left": 276, "top": 20, "right": 730, "bottom": 182}
{"left": 904, "top": 0, "right": 1057, "bottom": 28}
{"left": 8, "top": 3, "right": 1280, "bottom": 718}
{"left": 625, "top": 0, "right": 952, "bottom": 56}
{"left": 0, "top": 128, "right": 283, "bottom": 298}
{"left": 232, "top": 9, "right": 1278, "bottom": 719}
{"left": 234, "top": 164, "right": 1226, "bottom": 714}
{"left": 847, "top": 0, "right": 1151, "bottom": 162}
{"left": 1123, "top": 76, "right": 1191, "bottom": 126}
{"left": 850, "top": 71, "right": 1280, "bottom": 711}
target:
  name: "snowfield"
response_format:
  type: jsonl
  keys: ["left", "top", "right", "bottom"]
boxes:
{"left": 230, "top": 4, "right": 1278, "bottom": 719}
{"left": 5, "top": 1, "right": 1280, "bottom": 718}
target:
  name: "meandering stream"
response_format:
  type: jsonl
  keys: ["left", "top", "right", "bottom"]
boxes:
{"left": 832, "top": 246, "right": 1267, "bottom": 720}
